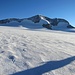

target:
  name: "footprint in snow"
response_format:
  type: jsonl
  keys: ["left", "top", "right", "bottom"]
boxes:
{"left": 8, "top": 55, "right": 15, "bottom": 63}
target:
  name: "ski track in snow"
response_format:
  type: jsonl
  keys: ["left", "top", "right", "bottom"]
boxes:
{"left": 0, "top": 26, "right": 75, "bottom": 75}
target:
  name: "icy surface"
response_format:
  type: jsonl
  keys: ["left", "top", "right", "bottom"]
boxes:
{"left": 0, "top": 26, "right": 75, "bottom": 75}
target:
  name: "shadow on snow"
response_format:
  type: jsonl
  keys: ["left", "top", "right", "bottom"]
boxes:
{"left": 12, "top": 56, "right": 75, "bottom": 75}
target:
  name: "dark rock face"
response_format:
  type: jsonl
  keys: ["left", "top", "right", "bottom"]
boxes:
{"left": 50, "top": 18, "right": 58, "bottom": 26}
{"left": 42, "top": 24, "right": 52, "bottom": 29}
{"left": 0, "top": 18, "right": 21, "bottom": 24}
{"left": 28, "top": 15, "right": 41, "bottom": 23}
{"left": 0, "top": 15, "right": 74, "bottom": 29}
{"left": 67, "top": 25, "right": 74, "bottom": 28}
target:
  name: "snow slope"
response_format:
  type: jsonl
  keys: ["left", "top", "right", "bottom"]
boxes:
{"left": 0, "top": 26, "right": 75, "bottom": 75}
{"left": 52, "top": 22, "right": 69, "bottom": 29}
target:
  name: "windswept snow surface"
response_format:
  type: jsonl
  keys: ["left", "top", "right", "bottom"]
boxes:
{"left": 0, "top": 26, "right": 75, "bottom": 75}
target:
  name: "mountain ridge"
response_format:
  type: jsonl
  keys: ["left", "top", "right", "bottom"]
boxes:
{"left": 0, "top": 15, "right": 74, "bottom": 29}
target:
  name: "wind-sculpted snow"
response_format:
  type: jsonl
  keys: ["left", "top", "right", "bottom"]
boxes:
{"left": 0, "top": 27, "right": 75, "bottom": 75}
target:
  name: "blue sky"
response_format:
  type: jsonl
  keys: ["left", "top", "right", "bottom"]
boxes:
{"left": 0, "top": 0, "right": 75, "bottom": 26}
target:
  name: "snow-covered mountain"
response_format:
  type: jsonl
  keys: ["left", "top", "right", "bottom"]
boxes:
{"left": 0, "top": 15, "right": 74, "bottom": 30}
{"left": 0, "top": 26, "right": 75, "bottom": 75}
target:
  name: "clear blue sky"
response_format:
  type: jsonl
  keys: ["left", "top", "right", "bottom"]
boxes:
{"left": 0, "top": 0, "right": 75, "bottom": 26}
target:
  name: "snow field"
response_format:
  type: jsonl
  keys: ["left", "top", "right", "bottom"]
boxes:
{"left": 0, "top": 26, "right": 75, "bottom": 75}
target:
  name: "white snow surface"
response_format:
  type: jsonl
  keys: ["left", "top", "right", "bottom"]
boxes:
{"left": 0, "top": 26, "right": 75, "bottom": 75}
{"left": 52, "top": 22, "right": 69, "bottom": 30}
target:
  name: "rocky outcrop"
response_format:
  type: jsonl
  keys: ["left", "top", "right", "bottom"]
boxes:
{"left": 0, "top": 18, "right": 21, "bottom": 24}
{"left": 67, "top": 25, "right": 74, "bottom": 28}
{"left": 42, "top": 24, "right": 52, "bottom": 29}
{"left": 28, "top": 15, "right": 41, "bottom": 23}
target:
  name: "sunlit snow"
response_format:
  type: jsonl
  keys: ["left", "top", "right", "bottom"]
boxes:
{"left": 0, "top": 26, "right": 75, "bottom": 75}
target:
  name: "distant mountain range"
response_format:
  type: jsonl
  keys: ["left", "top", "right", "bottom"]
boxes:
{"left": 0, "top": 15, "right": 74, "bottom": 30}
